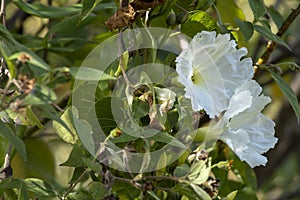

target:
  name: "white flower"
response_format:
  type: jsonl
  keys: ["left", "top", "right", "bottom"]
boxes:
{"left": 214, "top": 80, "right": 278, "bottom": 168}
{"left": 175, "top": 31, "right": 254, "bottom": 118}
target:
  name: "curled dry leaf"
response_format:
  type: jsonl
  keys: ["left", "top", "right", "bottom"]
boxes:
{"left": 105, "top": 4, "right": 136, "bottom": 31}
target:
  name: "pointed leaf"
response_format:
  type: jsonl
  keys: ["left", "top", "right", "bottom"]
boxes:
{"left": 248, "top": 0, "right": 266, "bottom": 18}
{"left": 269, "top": 70, "right": 300, "bottom": 123}
{"left": 254, "top": 25, "right": 290, "bottom": 49}
{"left": 0, "top": 122, "right": 27, "bottom": 162}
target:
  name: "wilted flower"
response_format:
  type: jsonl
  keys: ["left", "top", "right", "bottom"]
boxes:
{"left": 176, "top": 31, "right": 254, "bottom": 118}
{"left": 154, "top": 87, "right": 176, "bottom": 115}
{"left": 214, "top": 80, "right": 278, "bottom": 168}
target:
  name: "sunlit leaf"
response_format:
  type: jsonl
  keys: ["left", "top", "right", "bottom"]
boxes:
{"left": 181, "top": 11, "right": 219, "bottom": 37}
{"left": 188, "top": 158, "right": 211, "bottom": 185}
{"left": 52, "top": 107, "right": 78, "bottom": 144}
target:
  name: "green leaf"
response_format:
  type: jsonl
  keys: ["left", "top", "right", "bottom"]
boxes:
{"left": 217, "top": 0, "right": 245, "bottom": 26}
{"left": 174, "top": 164, "right": 189, "bottom": 178}
{"left": 82, "top": 157, "right": 102, "bottom": 174}
{"left": 18, "top": 181, "right": 29, "bottom": 200}
{"left": 235, "top": 19, "right": 254, "bottom": 41}
{"left": 23, "top": 84, "right": 57, "bottom": 105}
{"left": 23, "top": 178, "right": 56, "bottom": 197}
{"left": 61, "top": 144, "right": 88, "bottom": 167}
{"left": 14, "top": 0, "right": 81, "bottom": 19}
{"left": 181, "top": 11, "right": 219, "bottom": 37}
{"left": 147, "top": 191, "right": 161, "bottom": 200}
{"left": 188, "top": 158, "right": 211, "bottom": 185}
{"left": 269, "top": 70, "right": 300, "bottom": 123}
{"left": 0, "top": 24, "right": 50, "bottom": 73}
{"left": 24, "top": 107, "right": 44, "bottom": 128}
{"left": 216, "top": 0, "right": 247, "bottom": 46}
{"left": 0, "top": 122, "right": 27, "bottom": 162}
{"left": 81, "top": 0, "right": 96, "bottom": 21}
{"left": 89, "top": 182, "right": 106, "bottom": 199}
{"left": 48, "top": 14, "right": 97, "bottom": 34}
{"left": 132, "top": 99, "right": 150, "bottom": 119}
{"left": 254, "top": 25, "right": 290, "bottom": 49}
{"left": 6, "top": 107, "right": 43, "bottom": 128}
{"left": 148, "top": 131, "right": 187, "bottom": 149}
{"left": 0, "top": 178, "right": 22, "bottom": 194}
{"left": 95, "top": 97, "right": 117, "bottom": 135}
{"left": 267, "top": 6, "right": 284, "bottom": 29}
{"left": 225, "top": 190, "right": 238, "bottom": 200}
{"left": 74, "top": 116, "right": 95, "bottom": 156}
{"left": 69, "top": 67, "right": 116, "bottom": 81}
{"left": 173, "top": 182, "right": 211, "bottom": 200}
{"left": 52, "top": 107, "right": 78, "bottom": 144}
{"left": 248, "top": 0, "right": 266, "bottom": 18}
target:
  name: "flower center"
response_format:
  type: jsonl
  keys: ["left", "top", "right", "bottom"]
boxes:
{"left": 191, "top": 68, "right": 205, "bottom": 85}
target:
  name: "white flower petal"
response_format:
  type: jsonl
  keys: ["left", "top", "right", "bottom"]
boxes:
{"left": 225, "top": 90, "right": 252, "bottom": 119}
{"left": 220, "top": 129, "right": 269, "bottom": 168}
{"left": 176, "top": 31, "right": 254, "bottom": 118}
{"left": 217, "top": 80, "right": 277, "bottom": 167}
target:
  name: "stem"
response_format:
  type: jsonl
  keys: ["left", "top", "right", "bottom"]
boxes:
{"left": 174, "top": 3, "right": 188, "bottom": 13}
{"left": 0, "top": 0, "right": 6, "bottom": 26}
{"left": 62, "top": 169, "right": 89, "bottom": 198}
{"left": 143, "top": 175, "right": 180, "bottom": 182}
{"left": 255, "top": 3, "right": 300, "bottom": 71}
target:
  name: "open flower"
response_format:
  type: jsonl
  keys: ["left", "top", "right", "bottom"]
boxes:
{"left": 176, "top": 31, "right": 254, "bottom": 118}
{"left": 213, "top": 80, "right": 278, "bottom": 167}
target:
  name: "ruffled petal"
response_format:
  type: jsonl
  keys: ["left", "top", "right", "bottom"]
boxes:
{"left": 218, "top": 80, "right": 277, "bottom": 167}
{"left": 176, "top": 31, "right": 254, "bottom": 118}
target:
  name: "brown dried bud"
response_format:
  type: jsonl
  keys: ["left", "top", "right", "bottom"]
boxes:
{"left": 18, "top": 53, "right": 32, "bottom": 64}
{"left": 105, "top": 4, "right": 136, "bottom": 31}
{"left": 18, "top": 74, "right": 35, "bottom": 95}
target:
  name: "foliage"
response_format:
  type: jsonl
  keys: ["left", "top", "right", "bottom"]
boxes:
{"left": 0, "top": 0, "right": 299, "bottom": 199}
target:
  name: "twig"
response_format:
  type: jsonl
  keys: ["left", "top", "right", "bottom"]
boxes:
{"left": 255, "top": 3, "right": 300, "bottom": 72}
{"left": 62, "top": 169, "right": 89, "bottom": 198}
{"left": 117, "top": 1, "right": 136, "bottom": 90}
{"left": 0, "top": 144, "right": 13, "bottom": 182}
{"left": 0, "top": 0, "right": 6, "bottom": 26}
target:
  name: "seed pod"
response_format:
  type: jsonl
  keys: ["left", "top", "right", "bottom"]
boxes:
{"left": 166, "top": 10, "right": 177, "bottom": 26}
{"left": 176, "top": 12, "right": 189, "bottom": 24}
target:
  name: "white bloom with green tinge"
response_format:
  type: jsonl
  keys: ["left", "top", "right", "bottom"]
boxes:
{"left": 176, "top": 31, "right": 254, "bottom": 118}
{"left": 215, "top": 80, "right": 278, "bottom": 168}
